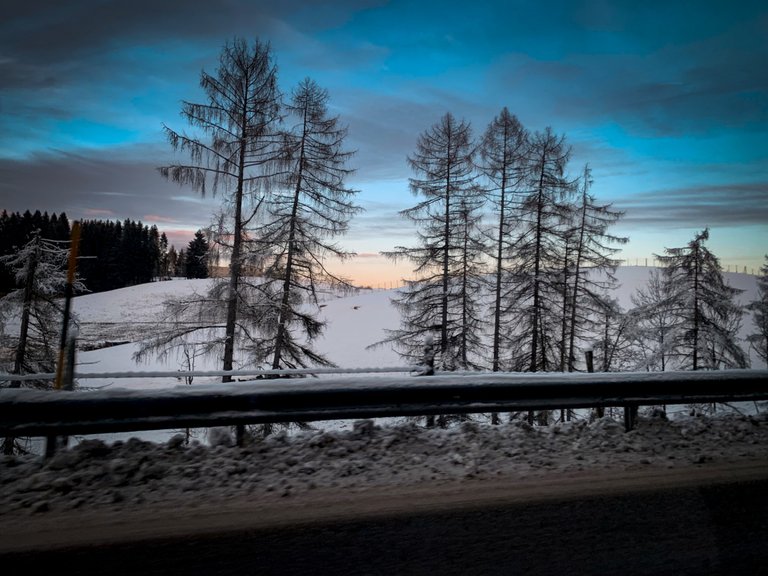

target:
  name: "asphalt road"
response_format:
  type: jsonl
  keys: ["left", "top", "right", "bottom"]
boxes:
{"left": 2, "top": 462, "right": 767, "bottom": 576}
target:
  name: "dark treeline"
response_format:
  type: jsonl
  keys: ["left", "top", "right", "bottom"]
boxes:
{"left": 0, "top": 210, "right": 72, "bottom": 295}
{"left": 0, "top": 210, "right": 174, "bottom": 295}
{"left": 77, "top": 218, "right": 162, "bottom": 292}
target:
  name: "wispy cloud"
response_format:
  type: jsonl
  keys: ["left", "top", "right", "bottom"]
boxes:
{"left": 618, "top": 182, "right": 768, "bottom": 228}
{"left": 83, "top": 208, "right": 114, "bottom": 217}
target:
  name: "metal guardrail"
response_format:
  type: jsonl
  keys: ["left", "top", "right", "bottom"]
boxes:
{"left": 1, "top": 370, "right": 766, "bottom": 441}
{"left": 0, "top": 366, "right": 418, "bottom": 382}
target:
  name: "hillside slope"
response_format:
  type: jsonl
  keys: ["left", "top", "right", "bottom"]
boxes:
{"left": 72, "top": 267, "right": 763, "bottom": 384}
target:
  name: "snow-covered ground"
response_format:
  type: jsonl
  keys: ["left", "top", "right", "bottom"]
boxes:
{"left": 72, "top": 266, "right": 763, "bottom": 384}
{"left": 1, "top": 267, "right": 765, "bottom": 519}
{"left": 1, "top": 411, "right": 766, "bottom": 517}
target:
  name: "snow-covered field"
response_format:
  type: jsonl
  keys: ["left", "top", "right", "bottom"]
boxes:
{"left": 1, "top": 267, "right": 765, "bottom": 519}
{"left": 73, "top": 266, "right": 762, "bottom": 382}
{"left": 74, "top": 278, "right": 403, "bottom": 382}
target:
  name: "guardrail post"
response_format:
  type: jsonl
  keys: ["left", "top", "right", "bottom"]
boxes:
{"left": 585, "top": 350, "right": 604, "bottom": 419}
{"left": 420, "top": 335, "right": 436, "bottom": 427}
{"left": 624, "top": 405, "right": 638, "bottom": 432}
{"left": 422, "top": 335, "right": 435, "bottom": 376}
{"left": 45, "top": 332, "right": 78, "bottom": 457}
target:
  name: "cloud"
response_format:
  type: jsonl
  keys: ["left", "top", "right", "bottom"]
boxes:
{"left": 1, "top": 0, "right": 765, "bottom": 263}
{"left": 488, "top": 10, "right": 768, "bottom": 138}
{"left": 0, "top": 147, "right": 219, "bottom": 232}
{"left": 0, "top": 0, "right": 387, "bottom": 87}
{"left": 617, "top": 181, "right": 768, "bottom": 228}
{"left": 143, "top": 214, "right": 181, "bottom": 224}
{"left": 83, "top": 208, "right": 115, "bottom": 217}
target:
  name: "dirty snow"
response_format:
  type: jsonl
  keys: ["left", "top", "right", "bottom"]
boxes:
{"left": 1, "top": 411, "right": 766, "bottom": 517}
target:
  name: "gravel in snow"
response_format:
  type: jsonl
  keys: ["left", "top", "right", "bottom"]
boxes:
{"left": 1, "top": 410, "right": 766, "bottom": 517}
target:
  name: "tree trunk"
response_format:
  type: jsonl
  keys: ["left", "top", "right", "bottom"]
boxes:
{"left": 441, "top": 131, "right": 452, "bottom": 359}
{"left": 11, "top": 240, "right": 37, "bottom": 386}
{"left": 272, "top": 130, "right": 305, "bottom": 370}
{"left": 492, "top": 130, "right": 508, "bottom": 373}
{"left": 222, "top": 103, "right": 249, "bottom": 383}
{"left": 460, "top": 211, "right": 469, "bottom": 368}
{"left": 568, "top": 191, "right": 588, "bottom": 371}
{"left": 559, "top": 239, "right": 570, "bottom": 372}
{"left": 530, "top": 157, "right": 545, "bottom": 372}
{"left": 692, "top": 246, "right": 700, "bottom": 370}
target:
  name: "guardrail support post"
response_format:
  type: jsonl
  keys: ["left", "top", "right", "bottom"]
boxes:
{"left": 585, "top": 350, "right": 604, "bottom": 419}
{"left": 421, "top": 335, "right": 436, "bottom": 428}
{"left": 624, "top": 405, "right": 638, "bottom": 432}
{"left": 45, "top": 333, "right": 78, "bottom": 458}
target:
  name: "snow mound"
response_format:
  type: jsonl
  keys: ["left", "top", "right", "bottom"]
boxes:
{"left": 1, "top": 411, "right": 766, "bottom": 517}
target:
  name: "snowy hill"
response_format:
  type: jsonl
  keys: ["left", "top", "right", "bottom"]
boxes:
{"left": 72, "top": 267, "right": 763, "bottom": 384}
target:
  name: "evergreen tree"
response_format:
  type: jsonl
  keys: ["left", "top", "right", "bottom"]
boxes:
{"left": 657, "top": 229, "right": 747, "bottom": 370}
{"left": 186, "top": 230, "right": 210, "bottom": 279}
{"left": 146, "top": 225, "right": 161, "bottom": 282}
{"left": 174, "top": 249, "right": 187, "bottom": 278}
{"left": 0, "top": 211, "right": 70, "bottom": 294}
{"left": 167, "top": 245, "right": 179, "bottom": 278}
{"left": 157, "top": 232, "right": 169, "bottom": 279}
{"left": 747, "top": 255, "right": 768, "bottom": 365}
{"left": 1, "top": 214, "right": 165, "bottom": 294}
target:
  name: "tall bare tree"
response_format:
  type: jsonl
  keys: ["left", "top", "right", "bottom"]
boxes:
{"left": 477, "top": 108, "right": 529, "bottom": 371}
{"left": 506, "top": 127, "right": 574, "bottom": 372}
{"left": 159, "top": 38, "right": 280, "bottom": 380}
{"left": 259, "top": 77, "right": 361, "bottom": 370}
{"left": 630, "top": 269, "right": 678, "bottom": 371}
{"left": 378, "top": 113, "right": 481, "bottom": 368}
{"left": 452, "top": 195, "right": 487, "bottom": 370}
{"left": 565, "top": 164, "right": 627, "bottom": 371}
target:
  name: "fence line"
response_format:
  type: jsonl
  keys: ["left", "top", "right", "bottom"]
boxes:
{"left": 617, "top": 258, "right": 760, "bottom": 276}
{"left": 367, "top": 261, "right": 761, "bottom": 289}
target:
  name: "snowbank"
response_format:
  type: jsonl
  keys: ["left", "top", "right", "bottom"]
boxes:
{"left": 1, "top": 411, "right": 766, "bottom": 517}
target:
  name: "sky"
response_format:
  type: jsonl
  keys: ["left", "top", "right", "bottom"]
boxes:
{"left": 1, "top": 0, "right": 766, "bottom": 286}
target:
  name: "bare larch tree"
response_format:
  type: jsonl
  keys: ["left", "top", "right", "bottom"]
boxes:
{"left": 158, "top": 38, "right": 281, "bottom": 381}
{"left": 259, "top": 77, "right": 361, "bottom": 370}
{"left": 477, "top": 107, "right": 529, "bottom": 371}
{"left": 377, "top": 112, "right": 479, "bottom": 369}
